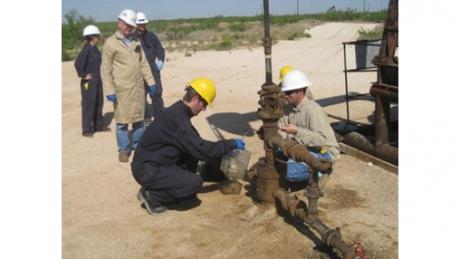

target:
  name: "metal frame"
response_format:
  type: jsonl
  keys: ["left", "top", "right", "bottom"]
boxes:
{"left": 336, "top": 0, "right": 398, "bottom": 166}
{"left": 342, "top": 39, "right": 380, "bottom": 123}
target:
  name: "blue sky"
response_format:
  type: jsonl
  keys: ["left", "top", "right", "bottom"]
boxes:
{"left": 62, "top": 0, "right": 389, "bottom": 22}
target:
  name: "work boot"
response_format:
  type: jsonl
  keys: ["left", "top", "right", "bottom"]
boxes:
{"left": 137, "top": 188, "right": 167, "bottom": 215}
{"left": 167, "top": 194, "right": 201, "bottom": 211}
{"left": 82, "top": 132, "right": 94, "bottom": 138}
{"left": 118, "top": 151, "right": 130, "bottom": 163}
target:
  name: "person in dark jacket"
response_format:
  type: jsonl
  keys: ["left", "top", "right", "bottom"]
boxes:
{"left": 131, "top": 77, "right": 246, "bottom": 215}
{"left": 74, "top": 25, "right": 109, "bottom": 137}
{"left": 135, "top": 12, "right": 166, "bottom": 124}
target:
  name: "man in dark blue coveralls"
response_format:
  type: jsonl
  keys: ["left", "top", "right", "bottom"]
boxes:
{"left": 135, "top": 12, "right": 166, "bottom": 124}
{"left": 74, "top": 25, "right": 110, "bottom": 137}
{"left": 131, "top": 77, "right": 246, "bottom": 215}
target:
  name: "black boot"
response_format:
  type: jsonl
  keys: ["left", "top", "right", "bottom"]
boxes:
{"left": 137, "top": 188, "right": 167, "bottom": 215}
{"left": 166, "top": 194, "right": 201, "bottom": 211}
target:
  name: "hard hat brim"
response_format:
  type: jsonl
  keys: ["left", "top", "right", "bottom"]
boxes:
{"left": 118, "top": 17, "right": 137, "bottom": 28}
{"left": 136, "top": 20, "right": 149, "bottom": 25}
{"left": 281, "top": 69, "right": 312, "bottom": 92}
{"left": 83, "top": 33, "right": 101, "bottom": 37}
{"left": 282, "top": 86, "right": 309, "bottom": 92}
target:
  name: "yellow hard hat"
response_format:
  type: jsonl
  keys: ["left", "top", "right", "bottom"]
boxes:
{"left": 188, "top": 77, "right": 216, "bottom": 105}
{"left": 279, "top": 65, "right": 294, "bottom": 80}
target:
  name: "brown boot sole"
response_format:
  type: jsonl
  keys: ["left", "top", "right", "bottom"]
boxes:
{"left": 118, "top": 152, "right": 130, "bottom": 162}
{"left": 82, "top": 132, "right": 94, "bottom": 137}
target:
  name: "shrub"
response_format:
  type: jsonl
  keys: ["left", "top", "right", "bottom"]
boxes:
{"left": 229, "top": 22, "right": 247, "bottom": 32}
{"left": 216, "top": 40, "right": 232, "bottom": 50}
{"left": 62, "top": 10, "right": 387, "bottom": 57}
{"left": 62, "top": 49, "right": 71, "bottom": 61}
{"left": 358, "top": 25, "right": 383, "bottom": 40}
{"left": 287, "top": 31, "right": 311, "bottom": 40}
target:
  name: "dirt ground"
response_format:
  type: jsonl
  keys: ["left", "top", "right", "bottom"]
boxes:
{"left": 62, "top": 22, "right": 397, "bottom": 258}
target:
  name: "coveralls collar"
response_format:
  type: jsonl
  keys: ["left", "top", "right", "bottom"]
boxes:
{"left": 86, "top": 41, "right": 97, "bottom": 48}
{"left": 179, "top": 100, "right": 194, "bottom": 118}
{"left": 115, "top": 30, "right": 133, "bottom": 41}
{"left": 138, "top": 28, "right": 148, "bottom": 35}
{"left": 293, "top": 96, "right": 308, "bottom": 112}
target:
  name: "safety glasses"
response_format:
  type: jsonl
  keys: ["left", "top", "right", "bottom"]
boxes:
{"left": 284, "top": 90, "right": 297, "bottom": 96}
{"left": 198, "top": 96, "right": 208, "bottom": 109}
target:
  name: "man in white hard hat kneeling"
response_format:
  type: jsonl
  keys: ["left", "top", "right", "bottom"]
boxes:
{"left": 101, "top": 9, "right": 157, "bottom": 162}
{"left": 277, "top": 70, "right": 340, "bottom": 188}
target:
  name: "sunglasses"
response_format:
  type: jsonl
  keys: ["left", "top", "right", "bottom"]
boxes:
{"left": 198, "top": 96, "right": 208, "bottom": 108}
{"left": 284, "top": 90, "right": 297, "bottom": 96}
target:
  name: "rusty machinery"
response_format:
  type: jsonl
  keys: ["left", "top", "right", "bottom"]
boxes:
{"left": 337, "top": 0, "right": 398, "bottom": 167}
{"left": 245, "top": 1, "right": 365, "bottom": 258}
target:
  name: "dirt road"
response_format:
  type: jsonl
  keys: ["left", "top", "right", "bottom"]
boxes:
{"left": 62, "top": 22, "right": 397, "bottom": 258}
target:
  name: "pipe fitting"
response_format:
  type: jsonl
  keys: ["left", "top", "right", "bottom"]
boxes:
{"left": 268, "top": 135, "right": 332, "bottom": 173}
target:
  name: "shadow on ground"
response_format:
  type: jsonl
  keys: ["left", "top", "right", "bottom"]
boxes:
{"left": 205, "top": 94, "right": 375, "bottom": 135}
{"left": 206, "top": 111, "right": 258, "bottom": 138}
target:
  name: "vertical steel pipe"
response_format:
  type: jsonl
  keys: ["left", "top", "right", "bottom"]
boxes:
{"left": 263, "top": 0, "right": 273, "bottom": 84}
{"left": 342, "top": 43, "right": 350, "bottom": 123}
{"left": 374, "top": 94, "right": 389, "bottom": 145}
{"left": 255, "top": 0, "right": 285, "bottom": 202}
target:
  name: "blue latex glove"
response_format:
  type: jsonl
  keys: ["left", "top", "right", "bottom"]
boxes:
{"left": 234, "top": 139, "right": 246, "bottom": 150}
{"left": 155, "top": 58, "right": 164, "bottom": 71}
{"left": 148, "top": 85, "right": 157, "bottom": 95}
{"left": 106, "top": 94, "right": 117, "bottom": 102}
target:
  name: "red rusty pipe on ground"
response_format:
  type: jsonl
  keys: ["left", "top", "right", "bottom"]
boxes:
{"left": 275, "top": 190, "right": 356, "bottom": 259}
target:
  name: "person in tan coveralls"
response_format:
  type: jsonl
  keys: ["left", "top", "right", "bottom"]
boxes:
{"left": 101, "top": 9, "right": 156, "bottom": 162}
{"left": 277, "top": 69, "right": 339, "bottom": 187}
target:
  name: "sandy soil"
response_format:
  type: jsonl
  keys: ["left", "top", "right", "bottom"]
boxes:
{"left": 62, "top": 22, "right": 397, "bottom": 258}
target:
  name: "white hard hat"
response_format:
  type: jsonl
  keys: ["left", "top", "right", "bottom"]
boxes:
{"left": 281, "top": 70, "right": 312, "bottom": 92}
{"left": 136, "top": 12, "right": 149, "bottom": 24}
{"left": 118, "top": 9, "right": 137, "bottom": 27}
{"left": 82, "top": 25, "right": 101, "bottom": 37}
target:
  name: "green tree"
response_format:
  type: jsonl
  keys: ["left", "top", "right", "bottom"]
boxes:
{"left": 62, "top": 9, "right": 94, "bottom": 61}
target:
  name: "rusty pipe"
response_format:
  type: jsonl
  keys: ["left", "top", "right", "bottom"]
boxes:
{"left": 253, "top": 0, "right": 285, "bottom": 203}
{"left": 374, "top": 93, "right": 390, "bottom": 145}
{"left": 342, "top": 131, "right": 398, "bottom": 164}
{"left": 268, "top": 134, "right": 332, "bottom": 173}
{"left": 275, "top": 190, "right": 355, "bottom": 259}
{"left": 370, "top": 85, "right": 398, "bottom": 101}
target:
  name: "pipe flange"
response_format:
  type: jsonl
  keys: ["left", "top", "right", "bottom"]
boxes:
{"left": 323, "top": 229, "right": 342, "bottom": 246}
{"left": 305, "top": 185, "right": 321, "bottom": 199}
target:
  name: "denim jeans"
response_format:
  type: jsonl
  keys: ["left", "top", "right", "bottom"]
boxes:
{"left": 276, "top": 149, "right": 333, "bottom": 182}
{"left": 116, "top": 121, "right": 145, "bottom": 152}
